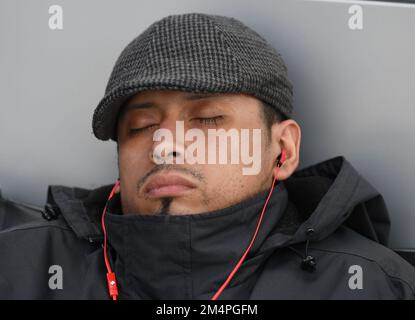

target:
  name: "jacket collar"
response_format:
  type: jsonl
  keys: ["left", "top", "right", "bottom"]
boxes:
{"left": 103, "top": 181, "right": 289, "bottom": 299}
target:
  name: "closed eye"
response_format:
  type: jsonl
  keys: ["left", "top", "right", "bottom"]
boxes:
{"left": 192, "top": 116, "right": 224, "bottom": 125}
{"left": 129, "top": 124, "right": 159, "bottom": 135}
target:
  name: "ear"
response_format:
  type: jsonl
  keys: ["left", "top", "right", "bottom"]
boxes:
{"left": 270, "top": 119, "right": 301, "bottom": 180}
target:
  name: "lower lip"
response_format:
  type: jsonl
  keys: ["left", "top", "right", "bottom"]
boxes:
{"left": 147, "top": 185, "right": 195, "bottom": 197}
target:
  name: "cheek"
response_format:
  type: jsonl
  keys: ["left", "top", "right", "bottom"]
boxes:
{"left": 201, "top": 164, "right": 268, "bottom": 210}
{"left": 118, "top": 143, "right": 151, "bottom": 180}
{"left": 201, "top": 163, "right": 261, "bottom": 195}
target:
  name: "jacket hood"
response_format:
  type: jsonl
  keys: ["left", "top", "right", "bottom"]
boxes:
{"left": 43, "top": 155, "right": 393, "bottom": 297}
{"left": 11, "top": 154, "right": 393, "bottom": 298}
{"left": 46, "top": 155, "right": 391, "bottom": 249}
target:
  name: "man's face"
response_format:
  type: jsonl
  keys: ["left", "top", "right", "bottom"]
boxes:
{"left": 116, "top": 90, "right": 279, "bottom": 215}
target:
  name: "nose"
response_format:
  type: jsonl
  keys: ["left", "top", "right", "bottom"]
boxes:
{"left": 149, "top": 120, "right": 186, "bottom": 165}
{"left": 150, "top": 149, "right": 183, "bottom": 164}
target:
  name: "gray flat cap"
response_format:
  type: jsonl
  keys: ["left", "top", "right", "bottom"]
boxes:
{"left": 92, "top": 12, "right": 293, "bottom": 141}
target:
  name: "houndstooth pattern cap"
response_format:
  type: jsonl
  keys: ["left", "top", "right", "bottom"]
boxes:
{"left": 92, "top": 12, "right": 293, "bottom": 141}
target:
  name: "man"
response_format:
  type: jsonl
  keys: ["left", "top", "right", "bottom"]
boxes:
{"left": 1, "top": 13, "right": 414, "bottom": 300}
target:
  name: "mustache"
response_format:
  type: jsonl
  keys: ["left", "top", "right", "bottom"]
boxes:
{"left": 136, "top": 164, "right": 205, "bottom": 191}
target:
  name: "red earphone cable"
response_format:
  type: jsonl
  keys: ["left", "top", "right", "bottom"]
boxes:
{"left": 101, "top": 179, "right": 121, "bottom": 300}
{"left": 211, "top": 149, "right": 286, "bottom": 300}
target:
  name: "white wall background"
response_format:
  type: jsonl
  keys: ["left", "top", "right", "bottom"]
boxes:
{"left": 0, "top": 0, "right": 414, "bottom": 248}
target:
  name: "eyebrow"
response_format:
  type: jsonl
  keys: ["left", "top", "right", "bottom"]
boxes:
{"left": 122, "top": 92, "right": 224, "bottom": 112}
{"left": 184, "top": 92, "right": 223, "bottom": 100}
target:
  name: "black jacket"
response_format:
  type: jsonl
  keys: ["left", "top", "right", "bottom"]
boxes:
{"left": 1, "top": 156, "right": 415, "bottom": 299}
